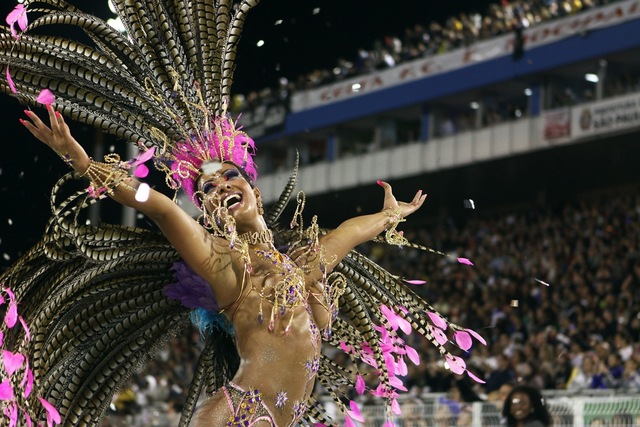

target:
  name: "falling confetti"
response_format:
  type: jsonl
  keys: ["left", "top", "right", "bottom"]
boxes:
{"left": 312, "top": 7, "right": 320, "bottom": 14}
{"left": 535, "top": 278, "right": 550, "bottom": 286}
{"left": 3, "top": 254, "right": 10, "bottom": 261}
{"left": 135, "top": 183, "right": 151, "bottom": 202}
{"left": 463, "top": 199, "right": 475, "bottom": 209}
{"left": 274, "top": 19, "right": 282, "bottom": 25}
{"left": 510, "top": 300, "right": 519, "bottom": 307}
{"left": 7, "top": 219, "right": 13, "bottom": 226}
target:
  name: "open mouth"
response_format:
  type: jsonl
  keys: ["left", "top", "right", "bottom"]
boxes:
{"left": 222, "top": 193, "right": 242, "bottom": 210}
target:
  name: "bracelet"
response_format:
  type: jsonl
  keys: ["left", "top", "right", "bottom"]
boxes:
{"left": 81, "top": 154, "right": 130, "bottom": 198}
{"left": 383, "top": 208, "right": 409, "bottom": 247}
{"left": 60, "top": 153, "right": 75, "bottom": 167}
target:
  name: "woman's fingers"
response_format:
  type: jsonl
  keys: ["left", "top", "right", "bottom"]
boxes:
{"left": 46, "top": 104, "right": 58, "bottom": 130}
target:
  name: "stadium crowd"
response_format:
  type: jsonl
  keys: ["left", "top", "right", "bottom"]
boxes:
{"left": 232, "top": 0, "right": 623, "bottom": 111}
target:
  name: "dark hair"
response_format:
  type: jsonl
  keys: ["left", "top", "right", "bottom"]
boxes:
{"left": 502, "top": 384, "right": 551, "bottom": 426}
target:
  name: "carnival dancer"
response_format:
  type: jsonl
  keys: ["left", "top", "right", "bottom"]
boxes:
{"left": 1, "top": 1, "right": 485, "bottom": 426}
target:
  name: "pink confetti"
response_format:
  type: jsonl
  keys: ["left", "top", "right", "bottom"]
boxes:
{"left": 380, "top": 304, "right": 399, "bottom": 331}
{"left": 384, "top": 421, "right": 397, "bottom": 427}
{"left": 6, "top": 67, "right": 17, "bottom": 94}
{"left": 360, "top": 342, "right": 373, "bottom": 356}
{"left": 391, "top": 398, "right": 401, "bottom": 415}
{"left": 466, "top": 328, "right": 487, "bottom": 346}
{"left": 5, "top": 402, "right": 17, "bottom": 427}
{"left": 4, "top": 301, "right": 18, "bottom": 328}
{"left": 131, "top": 147, "right": 155, "bottom": 178}
{"left": 18, "top": 316, "right": 30, "bottom": 342}
{"left": 405, "top": 345, "right": 420, "bottom": 365}
{"left": 457, "top": 257, "right": 474, "bottom": 266}
{"left": 396, "top": 315, "right": 412, "bottom": 335}
{"left": 0, "top": 379, "right": 14, "bottom": 400}
{"left": 396, "top": 356, "right": 407, "bottom": 376}
{"left": 467, "top": 370, "right": 486, "bottom": 384}
{"left": 370, "top": 383, "right": 387, "bottom": 397}
{"left": 404, "top": 279, "right": 426, "bottom": 285}
{"left": 427, "top": 311, "right": 447, "bottom": 330}
{"left": 23, "top": 365, "right": 33, "bottom": 399}
{"left": 344, "top": 415, "right": 356, "bottom": 427}
{"left": 2, "top": 351, "right": 24, "bottom": 376}
{"left": 432, "top": 327, "right": 448, "bottom": 346}
{"left": 454, "top": 331, "right": 472, "bottom": 351}
{"left": 133, "top": 163, "right": 149, "bottom": 178}
{"left": 384, "top": 352, "right": 396, "bottom": 375}
{"left": 355, "top": 375, "right": 365, "bottom": 395}
{"left": 6, "top": 4, "right": 28, "bottom": 39}
{"left": 339, "top": 341, "right": 353, "bottom": 354}
{"left": 360, "top": 352, "right": 378, "bottom": 369}
{"left": 36, "top": 89, "right": 55, "bottom": 105}
{"left": 0, "top": 331, "right": 3, "bottom": 347}
{"left": 23, "top": 410, "right": 32, "bottom": 427}
{"left": 347, "top": 400, "right": 364, "bottom": 422}
{"left": 388, "top": 376, "right": 406, "bottom": 391}
{"left": 38, "top": 397, "right": 61, "bottom": 427}
{"left": 445, "top": 354, "right": 466, "bottom": 375}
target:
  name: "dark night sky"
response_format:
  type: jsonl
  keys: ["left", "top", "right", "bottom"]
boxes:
{"left": 0, "top": 0, "right": 499, "bottom": 269}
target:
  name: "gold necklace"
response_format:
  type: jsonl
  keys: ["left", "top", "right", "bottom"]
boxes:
{"left": 238, "top": 229, "right": 273, "bottom": 246}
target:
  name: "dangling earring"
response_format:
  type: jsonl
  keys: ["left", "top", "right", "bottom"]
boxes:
{"left": 257, "top": 199, "right": 264, "bottom": 215}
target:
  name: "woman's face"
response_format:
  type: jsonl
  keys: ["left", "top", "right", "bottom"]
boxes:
{"left": 510, "top": 391, "right": 532, "bottom": 420}
{"left": 198, "top": 162, "right": 260, "bottom": 224}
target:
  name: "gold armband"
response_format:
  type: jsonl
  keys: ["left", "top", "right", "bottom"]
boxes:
{"left": 81, "top": 154, "right": 130, "bottom": 198}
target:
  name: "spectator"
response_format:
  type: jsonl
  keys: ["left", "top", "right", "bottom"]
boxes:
{"left": 502, "top": 384, "right": 551, "bottom": 427}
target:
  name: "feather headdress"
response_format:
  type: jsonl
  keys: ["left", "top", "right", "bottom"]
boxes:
{"left": 2, "top": 0, "right": 261, "bottom": 202}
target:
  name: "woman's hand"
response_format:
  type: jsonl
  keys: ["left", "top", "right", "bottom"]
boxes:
{"left": 377, "top": 180, "right": 427, "bottom": 219}
{"left": 21, "top": 105, "right": 90, "bottom": 173}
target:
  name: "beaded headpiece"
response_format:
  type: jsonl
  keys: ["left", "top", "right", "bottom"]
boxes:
{"left": 169, "top": 114, "right": 258, "bottom": 204}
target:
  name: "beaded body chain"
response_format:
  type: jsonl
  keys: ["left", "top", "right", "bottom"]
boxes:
{"left": 253, "top": 247, "right": 306, "bottom": 333}
{"left": 200, "top": 190, "right": 345, "bottom": 337}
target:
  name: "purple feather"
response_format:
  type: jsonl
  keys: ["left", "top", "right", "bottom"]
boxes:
{"left": 163, "top": 261, "right": 219, "bottom": 311}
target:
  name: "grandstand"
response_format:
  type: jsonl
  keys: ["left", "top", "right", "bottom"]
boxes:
{"left": 246, "top": 0, "right": 640, "bottom": 226}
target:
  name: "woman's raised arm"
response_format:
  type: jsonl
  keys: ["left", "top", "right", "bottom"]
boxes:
{"left": 317, "top": 180, "right": 427, "bottom": 273}
{"left": 21, "top": 105, "right": 236, "bottom": 287}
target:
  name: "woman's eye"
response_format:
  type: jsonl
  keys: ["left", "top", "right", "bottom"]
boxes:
{"left": 223, "top": 169, "right": 240, "bottom": 181}
{"left": 202, "top": 182, "right": 216, "bottom": 193}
